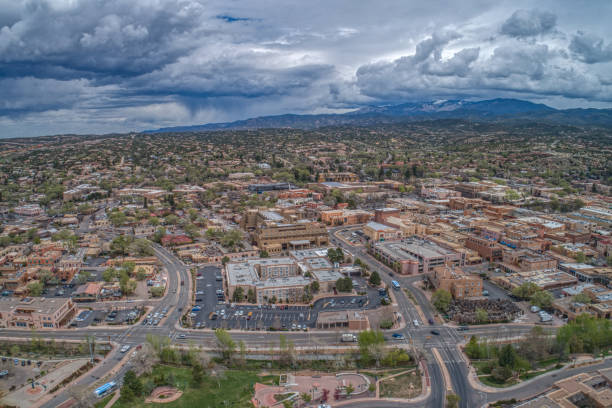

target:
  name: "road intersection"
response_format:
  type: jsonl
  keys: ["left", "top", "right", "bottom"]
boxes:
{"left": 4, "top": 238, "right": 611, "bottom": 408}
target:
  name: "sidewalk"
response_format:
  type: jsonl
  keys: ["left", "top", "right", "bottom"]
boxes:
{"left": 2, "top": 359, "right": 89, "bottom": 408}
{"left": 467, "top": 353, "right": 612, "bottom": 393}
{"left": 104, "top": 390, "right": 120, "bottom": 408}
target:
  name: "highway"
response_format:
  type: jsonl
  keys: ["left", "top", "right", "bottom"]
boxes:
{"left": 3, "top": 230, "right": 604, "bottom": 408}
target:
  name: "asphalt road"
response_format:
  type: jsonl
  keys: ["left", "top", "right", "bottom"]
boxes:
{"left": 3, "top": 228, "right": 597, "bottom": 408}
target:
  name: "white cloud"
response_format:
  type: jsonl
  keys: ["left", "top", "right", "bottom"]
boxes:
{"left": 0, "top": 0, "right": 611, "bottom": 137}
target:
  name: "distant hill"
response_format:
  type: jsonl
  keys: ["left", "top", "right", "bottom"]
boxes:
{"left": 143, "top": 98, "right": 612, "bottom": 133}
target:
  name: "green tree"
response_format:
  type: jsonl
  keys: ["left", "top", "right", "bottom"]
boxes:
{"left": 76, "top": 270, "right": 90, "bottom": 284}
{"left": 475, "top": 308, "right": 489, "bottom": 324}
{"left": 191, "top": 363, "right": 204, "bottom": 386}
{"left": 120, "top": 271, "right": 137, "bottom": 296}
{"left": 498, "top": 344, "right": 517, "bottom": 369}
{"left": 465, "top": 336, "right": 481, "bottom": 359}
{"left": 214, "top": 329, "right": 236, "bottom": 362}
{"left": 130, "top": 239, "right": 154, "bottom": 256}
{"left": 164, "top": 214, "right": 179, "bottom": 225}
{"left": 122, "top": 370, "right": 143, "bottom": 398}
{"left": 259, "top": 250, "right": 269, "bottom": 258}
{"left": 446, "top": 393, "right": 460, "bottom": 408}
{"left": 358, "top": 330, "right": 385, "bottom": 365}
{"left": 512, "top": 282, "right": 539, "bottom": 300}
{"left": 135, "top": 267, "right": 147, "bottom": 281}
{"left": 432, "top": 289, "right": 452, "bottom": 313}
{"left": 28, "top": 281, "right": 44, "bottom": 296}
{"left": 232, "top": 287, "right": 244, "bottom": 302}
{"left": 152, "top": 227, "right": 166, "bottom": 244}
{"left": 491, "top": 365, "right": 513, "bottom": 383}
{"left": 530, "top": 290, "right": 553, "bottom": 310}
{"left": 327, "top": 247, "right": 344, "bottom": 263}
{"left": 574, "top": 252, "right": 586, "bottom": 263}
{"left": 369, "top": 271, "right": 381, "bottom": 286}
{"left": 345, "top": 383, "right": 355, "bottom": 395}
{"left": 184, "top": 223, "right": 200, "bottom": 238}
{"left": 573, "top": 293, "right": 592, "bottom": 304}
{"left": 150, "top": 286, "right": 164, "bottom": 297}
{"left": 310, "top": 280, "right": 320, "bottom": 293}
{"left": 505, "top": 189, "right": 520, "bottom": 201}
{"left": 336, "top": 277, "right": 353, "bottom": 292}
{"left": 247, "top": 288, "right": 256, "bottom": 303}
{"left": 103, "top": 267, "right": 117, "bottom": 282}
{"left": 110, "top": 235, "right": 133, "bottom": 256}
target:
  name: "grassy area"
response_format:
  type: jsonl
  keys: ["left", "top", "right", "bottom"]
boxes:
{"left": 113, "top": 365, "right": 275, "bottom": 408}
{"left": 360, "top": 367, "right": 416, "bottom": 378}
{"left": 473, "top": 358, "right": 563, "bottom": 388}
{"left": 479, "top": 375, "right": 519, "bottom": 388}
{"left": 94, "top": 393, "right": 114, "bottom": 408}
{"left": 379, "top": 370, "right": 422, "bottom": 398}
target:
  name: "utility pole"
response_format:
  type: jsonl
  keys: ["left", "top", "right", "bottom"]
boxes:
{"left": 88, "top": 336, "right": 94, "bottom": 364}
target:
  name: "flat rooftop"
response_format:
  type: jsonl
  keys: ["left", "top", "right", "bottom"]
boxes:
{"left": 0, "top": 297, "right": 71, "bottom": 314}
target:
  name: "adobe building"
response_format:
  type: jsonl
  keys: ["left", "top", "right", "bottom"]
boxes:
{"left": 0, "top": 297, "right": 77, "bottom": 329}
{"left": 429, "top": 266, "right": 483, "bottom": 299}
{"left": 316, "top": 310, "right": 369, "bottom": 330}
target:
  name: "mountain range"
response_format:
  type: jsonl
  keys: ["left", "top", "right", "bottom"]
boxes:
{"left": 143, "top": 98, "right": 612, "bottom": 133}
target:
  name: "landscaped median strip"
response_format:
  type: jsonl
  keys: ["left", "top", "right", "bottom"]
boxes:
{"left": 432, "top": 347, "right": 454, "bottom": 393}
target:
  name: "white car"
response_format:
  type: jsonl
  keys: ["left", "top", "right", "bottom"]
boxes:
{"left": 120, "top": 345, "right": 130, "bottom": 353}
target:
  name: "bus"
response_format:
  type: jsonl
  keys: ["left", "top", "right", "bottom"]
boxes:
{"left": 94, "top": 381, "right": 117, "bottom": 398}
{"left": 391, "top": 280, "right": 401, "bottom": 290}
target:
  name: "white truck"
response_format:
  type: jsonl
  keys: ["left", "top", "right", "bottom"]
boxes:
{"left": 341, "top": 333, "right": 357, "bottom": 342}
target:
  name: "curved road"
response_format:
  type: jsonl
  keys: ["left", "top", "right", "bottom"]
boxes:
{"left": 3, "top": 237, "right": 606, "bottom": 408}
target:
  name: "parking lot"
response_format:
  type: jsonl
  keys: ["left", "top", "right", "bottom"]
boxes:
{"left": 70, "top": 307, "right": 142, "bottom": 328}
{"left": 336, "top": 228, "right": 367, "bottom": 246}
{"left": 187, "top": 267, "right": 383, "bottom": 331}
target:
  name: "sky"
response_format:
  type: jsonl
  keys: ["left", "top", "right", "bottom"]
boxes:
{"left": 1, "top": 0, "right": 612, "bottom": 138}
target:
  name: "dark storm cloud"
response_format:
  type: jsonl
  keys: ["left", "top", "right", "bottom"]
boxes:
{"left": 569, "top": 31, "right": 612, "bottom": 63}
{"left": 0, "top": 0, "right": 611, "bottom": 138}
{"left": 0, "top": 0, "right": 208, "bottom": 79}
{"left": 500, "top": 9, "right": 556, "bottom": 37}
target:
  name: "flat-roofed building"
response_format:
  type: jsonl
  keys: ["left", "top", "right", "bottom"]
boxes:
{"left": 363, "top": 221, "right": 403, "bottom": 242}
{"left": 247, "top": 182, "right": 295, "bottom": 193}
{"left": 374, "top": 208, "right": 401, "bottom": 224}
{"left": 493, "top": 269, "right": 577, "bottom": 291}
{"left": 254, "top": 221, "right": 329, "bottom": 255}
{"left": 0, "top": 297, "right": 77, "bottom": 329}
{"left": 226, "top": 259, "right": 310, "bottom": 303}
{"left": 320, "top": 209, "right": 372, "bottom": 226}
{"left": 317, "top": 172, "right": 359, "bottom": 183}
{"left": 13, "top": 204, "right": 43, "bottom": 217}
{"left": 429, "top": 266, "right": 483, "bottom": 299}
{"left": 316, "top": 310, "right": 369, "bottom": 330}
{"left": 499, "top": 250, "right": 557, "bottom": 274}
{"left": 515, "top": 369, "right": 612, "bottom": 408}
{"left": 464, "top": 235, "right": 503, "bottom": 262}
{"left": 370, "top": 238, "right": 464, "bottom": 275}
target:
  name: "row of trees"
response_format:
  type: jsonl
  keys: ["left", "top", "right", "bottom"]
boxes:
{"left": 358, "top": 330, "right": 412, "bottom": 368}
{"left": 512, "top": 282, "right": 553, "bottom": 310}
{"left": 465, "top": 315, "right": 612, "bottom": 383}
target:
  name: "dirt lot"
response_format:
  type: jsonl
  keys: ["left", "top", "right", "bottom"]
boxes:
{"left": 365, "top": 304, "right": 399, "bottom": 330}
{"left": 0, "top": 359, "right": 60, "bottom": 394}
{"left": 379, "top": 369, "right": 422, "bottom": 399}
